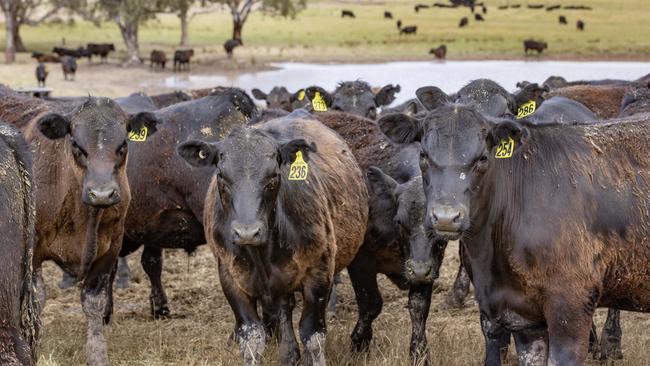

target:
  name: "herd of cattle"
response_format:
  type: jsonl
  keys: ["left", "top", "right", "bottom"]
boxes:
{"left": 1, "top": 71, "right": 650, "bottom": 366}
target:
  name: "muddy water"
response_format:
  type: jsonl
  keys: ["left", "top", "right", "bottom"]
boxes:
{"left": 156, "top": 60, "right": 649, "bottom": 104}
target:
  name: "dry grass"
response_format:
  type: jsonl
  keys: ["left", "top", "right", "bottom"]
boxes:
{"left": 37, "top": 241, "right": 650, "bottom": 365}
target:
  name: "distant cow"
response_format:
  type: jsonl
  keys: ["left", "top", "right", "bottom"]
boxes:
{"left": 414, "top": 4, "right": 430, "bottom": 12}
{"left": 547, "top": 4, "right": 561, "bottom": 11}
{"left": 36, "top": 64, "right": 48, "bottom": 87}
{"left": 475, "top": 13, "right": 485, "bottom": 21}
{"left": 0, "top": 122, "right": 38, "bottom": 366}
{"left": 396, "top": 19, "right": 402, "bottom": 29}
{"left": 524, "top": 39, "right": 548, "bottom": 54}
{"left": 498, "top": 5, "right": 508, "bottom": 9}
{"left": 31, "top": 52, "right": 60, "bottom": 63}
{"left": 459, "top": 17, "right": 469, "bottom": 27}
{"left": 511, "top": 4, "right": 521, "bottom": 8}
{"left": 482, "top": 4, "right": 487, "bottom": 13}
{"left": 150, "top": 50, "right": 167, "bottom": 71}
{"left": 223, "top": 39, "right": 243, "bottom": 58}
{"left": 53, "top": 46, "right": 88, "bottom": 59}
{"left": 174, "top": 49, "right": 194, "bottom": 72}
{"left": 384, "top": 11, "right": 393, "bottom": 19}
{"left": 429, "top": 44, "right": 447, "bottom": 59}
{"left": 577, "top": 19, "right": 585, "bottom": 30}
{"left": 86, "top": 43, "right": 115, "bottom": 63}
{"left": 61, "top": 56, "right": 77, "bottom": 81}
{"left": 400, "top": 25, "right": 418, "bottom": 35}
{"left": 252, "top": 86, "right": 308, "bottom": 111}
{"left": 565, "top": 5, "right": 592, "bottom": 10}
{"left": 528, "top": 4, "right": 544, "bottom": 9}
{"left": 341, "top": 9, "right": 355, "bottom": 18}
{"left": 559, "top": 15, "right": 568, "bottom": 24}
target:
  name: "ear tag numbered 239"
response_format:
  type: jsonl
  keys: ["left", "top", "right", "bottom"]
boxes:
{"left": 517, "top": 100, "right": 536, "bottom": 119}
{"left": 128, "top": 126, "right": 148, "bottom": 142}
{"left": 288, "top": 151, "right": 309, "bottom": 180}
{"left": 495, "top": 137, "right": 515, "bottom": 159}
{"left": 312, "top": 92, "right": 328, "bottom": 112}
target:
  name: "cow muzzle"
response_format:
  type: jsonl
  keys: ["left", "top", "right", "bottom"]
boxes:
{"left": 429, "top": 205, "right": 466, "bottom": 239}
{"left": 84, "top": 183, "right": 121, "bottom": 207}
{"left": 405, "top": 259, "right": 435, "bottom": 285}
{"left": 231, "top": 221, "right": 266, "bottom": 246}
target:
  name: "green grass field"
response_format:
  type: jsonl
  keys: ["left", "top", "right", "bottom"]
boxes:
{"left": 2, "top": 0, "right": 649, "bottom": 63}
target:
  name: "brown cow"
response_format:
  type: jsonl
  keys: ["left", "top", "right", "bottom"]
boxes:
{"left": 429, "top": 45, "right": 447, "bottom": 59}
{"left": 0, "top": 87, "right": 158, "bottom": 366}
{"left": 150, "top": 50, "right": 167, "bottom": 71}
{"left": 548, "top": 84, "right": 629, "bottom": 119}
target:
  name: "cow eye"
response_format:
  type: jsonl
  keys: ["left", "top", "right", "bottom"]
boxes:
{"left": 70, "top": 139, "right": 87, "bottom": 157}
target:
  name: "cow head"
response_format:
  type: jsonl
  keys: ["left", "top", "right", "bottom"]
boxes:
{"left": 177, "top": 127, "right": 316, "bottom": 248}
{"left": 305, "top": 81, "right": 401, "bottom": 119}
{"left": 36, "top": 98, "right": 159, "bottom": 207}
{"left": 251, "top": 87, "right": 307, "bottom": 111}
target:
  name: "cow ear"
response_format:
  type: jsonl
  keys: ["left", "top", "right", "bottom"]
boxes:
{"left": 278, "top": 139, "right": 317, "bottom": 165}
{"left": 416, "top": 86, "right": 450, "bottom": 110}
{"left": 37, "top": 113, "right": 70, "bottom": 140}
{"left": 367, "top": 166, "right": 398, "bottom": 200}
{"left": 375, "top": 84, "right": 401, "bottom": 107}
{"left": 513, "top": 82, "right": 547, "bottom": 111}
{"left": 486, "top": 121, "right": 529, "bottom": 155}
{"left": 251, "top": 88, "right": 267, "bottom": 101}
{"left": 305, "top": 86, "right": 333, "bottom": 108}
{"left": 378, "top": 113, "right": 423, "bottom": 144}
{"left": 291, "top": 89, "right": 306, "bottom": 102}
{"left": 403, "top": 100, "right": 420, "bottom": 116}
{"left": 177, "top": 140, "right": 219, "bottom": 167}
{"left": 128, "top": 112, "right": 160, "bottom": 136}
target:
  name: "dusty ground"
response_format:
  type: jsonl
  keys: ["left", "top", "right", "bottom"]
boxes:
{"left": 37, "top": 241, "right": 650, "bottom": 365}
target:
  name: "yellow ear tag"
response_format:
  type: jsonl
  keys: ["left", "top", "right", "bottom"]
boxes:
{"left": 312, "top": 91, "right": 328, "bottom": 112}
{"left": 128, "top": 126, "right": 148, "bottom": 142}
{"left": 517, "top": 100, "right": 536, "bottom": 119}
{"left": 288, "top": 151, "right": 309, "bottom": 181}
{"left": 495, "top": 136, "right": 515, "bottom": 159}
{"left": 297, "top": 90, "right": 306, "bottom": 101}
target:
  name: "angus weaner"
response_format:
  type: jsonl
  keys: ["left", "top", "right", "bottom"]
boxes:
{"left": 305, "top": 81, "right": 400, "bottom": 119}
{"left": 177, "top": 115, "right": 368, "bottom": 365}
{"left": 379, "top": 94, "right": 650, "bottom": 365}
{"left": 252, "top": 87, "right": 308, "bottom": 112}
{"left": 0, "top": 87, "right": 158, "bottom": 366}
{"left": 0, "top": 122, "right": 38, "bottom": 366}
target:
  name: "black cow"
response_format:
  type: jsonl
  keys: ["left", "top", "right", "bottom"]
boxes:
{"left": 304, "top": 81, "right": 400, "bottom": 119}
{"left": 559, "top": 15, "right": 568, "bottom": 24}
{"left": 36, "top": 63, "right": 48, "bottom": 87}
{"left": 400, "top": 25, "right": 418, "bottom": 35}
{"left": 0, "top": 122, "right": 38, "bottom": 366}
{"left": 547, "top": 4, "right": 561, "bottom": 11}
{"left": 379, "top": 98, "right": 426, "bottom": 117}
{"left": 459, "top": 17, "right": 469, "bottom": 27}
{"left": 498, "top": 5, "right": 508, "bottom": 10}
{"left": 53, "top": 46, "right": 89, "bottom": 60}
{"left": 528, "top": 4, "right": 544, "bottom": 9}
{"left": 397, "top": 19, "right": 402, "bottom": 29}
{"left": 252, "top": 87, "right": 308, "bottom": 111}
{"left": 414, "top": 4, "right": 430, "bottom": 12}
{"left": 150, "top": 50, "right": 167, "bottom": 71}
{"left": 174, "top": 49, "right": 194, "bottom": 72}
{"left": 224, "top": 39, "right": 243, "bottom": 58}
{"left": 511, "top": 4, "right": 521, "bottom": 8}
{"left": 475, "top": 13, "right": 485, "bottom": 21}
{"left": 341, "top": 9, "right": 355, "bottom": 18}
{"left": 61, "top": 56, "right": 77, "bottom": 81}
{"left": 524, "top": 39, "right": 548, "bottom": 54}
{"left": 87, "top": 43, "right": 115, "bottom": 63}
{"left": 429, "top": 45, "right": 447, "bottom": 59}
{"left": 482, "top": 4, "right": 487, "bottom": 13}
{"left": 115, "top": 92, "right": 159, "bottom": 115}
{"left": 384, "top": 11, "right": 393, "bottom": 19}
{"left": 577, "top": 19, "right": 585, "bottom": 30}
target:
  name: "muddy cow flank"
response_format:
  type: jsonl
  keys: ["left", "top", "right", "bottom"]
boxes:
{"left": 177, "top": 116, "right": 367, "bottom": 366}
{"left": 252, "top": 86, "right": 308, "bottom": 112}
{"left": 305, "top": 81, "right": 401, "bottom": 119}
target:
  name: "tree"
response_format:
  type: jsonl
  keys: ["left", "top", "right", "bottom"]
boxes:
{"left": 166, "top": 0, "right": 222, "bottom": 46}
{"left": 209, "top": 0, "right": 306, "bottom": 42}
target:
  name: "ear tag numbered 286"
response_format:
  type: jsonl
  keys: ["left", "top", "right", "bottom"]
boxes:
{"left": 517, "top": 100, "right": 536, "bottom": 119}
{"left": 288, "top": 151, "right": 309, "bottom": 180}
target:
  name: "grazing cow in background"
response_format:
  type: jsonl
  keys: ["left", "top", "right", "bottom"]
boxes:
{"left": 0, "top": 122, "right": 39, "bottom": 366}
{"left": 0, "top": 87, "right": 158, "bottom": 366}
{"left": 224, "top": 39, "right": 243, "bottom": 58}
{"left": 524, "top": 39, "right": 548, "bottom": 54}
{"left": 577, "top": 20, "right": 585, "bottom": 30}
{"left": 547, "top": 4, "right": 561, "bottom": 11}
{"left": 482, "top": 4, "right": 487, "bottom": 13}
{"left": 341, "top": 9, "right": 355, "bottom": 18}
{"left": 498, "top": 5, "right": 508, "bottom": 9}
{"left": 252, "top": 87, "right": 308, "bottom": 111}
{"left": 511, "top": 4, "right": 521, "bottom": 8}
{"left": 149, "top": 91, "right": 192, "bottom": 108}
{"left": 177, "top": 115, "right": 368, "bottom": 366}
{"left": 53, "top": 46, "right": 89, "bottom": 60}
{"left": 414, "top": 4, "right": 429, "bottom": 12}
{"left": 384, "top": 11, "right": 393, "bottom": 19}
{"left": 528, "top": 4, "right": 544, "bottom": 9}
{"left": 400, "top": 25, "right": 418, "bottom": 35}
{"left": 87, "top": 43, "right": 115, "bottom": 63}
{"left": 459, "top": 17, "right": 469, "bottom": 27}
{"left": 36, "top": 64, "right": 48, "bottom": 87}
{"left": 429, "top": 45, "right": 447, "bottom": 59}
{"left": 61, "top": 56, "right": 77, "bottom": 81}
{"left": 31, "top": 52, "right": 60, "bottom": 63}
{"left": 475, "top": 13, "right": 484, "bottom": 21}
{"left": 559, "top": 15, "right": 568, "bottom": 24}
{"left": 305, "top": 80, "right": 401, "bottom": 119}
{"left": 150, "top": 50, "right": 167, "bottom": 71}
{"left": 396, "top": 19, "right": 402, "bottom": 29}
{"left": 174, "top": 49, "right": 194, "bottom": 72}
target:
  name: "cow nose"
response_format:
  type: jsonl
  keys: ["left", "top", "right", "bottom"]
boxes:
{"left": 405, "top": 259, "right": 435, "bottom": 285}
{"left": 86, "top": 185, "right": 120, "bottom": 207}
{"left": 231, "top": 222, "right": 265, "bottom": 246}
{"left": 430, "top": 206, "right": 463, "bottom": 232}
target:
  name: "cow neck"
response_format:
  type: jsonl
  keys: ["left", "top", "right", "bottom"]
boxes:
{"left": 78, "top": 207, "right": 102, "bottom": 280}
{"left": 244, "top": 245, "right": 273, "bottom": 307}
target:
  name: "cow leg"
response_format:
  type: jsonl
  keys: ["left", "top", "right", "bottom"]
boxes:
{"left": 327, "top": 273, "right": 341, "bottom": 313}
{"left": 480, "top": 312, "right": 511, "bottom": 366}
{"left": 58, "top": 270, "right": 76, "bottom": 289}
{"left": 348, "top": 260, "right": 382, "bottom": 351}
{"left": 599, "top": 309, "right": 623, "bottom": 360}
{"left": 447, "top": 262, "right": 470, "bottom": 308}
{"left": 299, "top": 279, "right": 330, "bottom": 366}
{"left": 115, "top": 256, "right": 131, "bottom": 289}
{"left": 279, "top": 294, "right": 300, "bottom": 366}
{"left": 588, "top": 321, "right": 598, "bottom": 356}
{"left": 513, "top": 327, "right": 548, "bottom": 366}
{"left": 141, "top": 245, "right": 170, "bottom": 318}
{"left": 103, "top": 260, "right": 117, "bottom": 325}
{"left": 545, "top": 299, "right": 593, "bottom": 366}
{"left": 408, "top": 283, "right": 433, "bottom": 366}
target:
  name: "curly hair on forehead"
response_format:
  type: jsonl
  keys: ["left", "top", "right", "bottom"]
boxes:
{"left": 335, "top": 80, "right": 372, "bottom": 92}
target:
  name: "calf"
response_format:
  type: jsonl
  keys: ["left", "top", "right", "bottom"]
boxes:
{"left": 559, "top": 15, "right": 568, "bottom": 24}
{"left": 36, "top": 64, "right": 48, "bottom": 87}
{"left": 61, "top": 56, "right": 77, "bottom": 81}
{"left": 174, "top": 49, "right": 194, "bottom": 72}
{"left": 459, "top": 17, "right": 469, "bottom": 27}
{"left": 149, "top": 91, "right": 192, "bottom": 108}
{"left": 0, "top": 87, "right": 157, "bottom": 366}
{"left": 177, "top": 115, "right": 368, "bottom": 366}
{"left": 224, "top": 39, "right": 243, "bottom": 58}
{"left": 384, "top": 11, "right": 393, "bottom": 19}
{"left": 150, "top": 50, "right": 167, "bottom": 71}
{"left": 429, "top": 45, "right": 447, "bottom": 59}
{"left": 400, "top": 25, "right": 418, "bottom": 35}
{"left": 305, "top": 81, "right": 400, "bottom": 119}
{"left": 379, "top": 92, "right": 650, "bottom": 366}
{"left": 474, "top": 13, "right": 484, "bottom": 21}
{"left": 524, "top": 39, "right": 548, "bottom": 54}
{"left": 341, "top": 9, "right": 355, "bottom": 18}
{"left": 31, "top": 52, "right": 60, "bottom": 63}
{"left": 87, "top": 43, "right": 115, "bottom": 63}
{"left": 0, "top": 122, "right": 38, "bottom": 366}
{"left": 252, "top": 86, "right": 308, "bottom": 111}
{"left": 577, "top": 19, "right": 585, "bottom": 30}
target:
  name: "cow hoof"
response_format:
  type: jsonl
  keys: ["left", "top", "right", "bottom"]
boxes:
{"left": 600, "top": 345, "right": 623, "bottom": 361}
{"left": 115, "top": 276, "right": 131, "bottom": 289}
{"left": 152, "top": 307, "right": 170, "bottom": 319}
{"left": 58, "top": 272, "right": 76, "bottom": 289}
{"left": 350, "top": 330, "right": 372, "bottom": 352}
{"left": 103, "top": 313, "right": 112, "bottom": 325}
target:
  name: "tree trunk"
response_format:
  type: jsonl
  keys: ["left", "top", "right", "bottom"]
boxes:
{"left": 179, "top": 9, "right": 189, "bottom": 46}
{"left": 118, "top": 21, "right": 140, "bottom": 65}
{"left": 232, "top": 17, "right": 243, "bottom": 42}
{"left": 5, "top": 10, "right": 16, "bottom": 63}
{"left": 13, "top": 22, "right": 25, "bottom": 52}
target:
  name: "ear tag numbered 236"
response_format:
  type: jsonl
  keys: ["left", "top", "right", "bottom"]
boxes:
{"left": 288, "top": 151, "right": 309, "bottom": 181}
{"left": 128, "top": 126, "right": 148, "bottom": 142}
{"left": 517, "top": 100, "right": 536, "bottom": 119}
{"left": 312, "top": 92, "right": 328, "bottom": 112}
{"left": 495, "top": 137, "right": 515, "bottom": 159}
